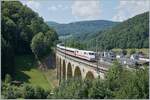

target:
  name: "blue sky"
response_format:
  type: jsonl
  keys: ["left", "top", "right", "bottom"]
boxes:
{"left": 20, "top": 0, "right": 149, "bottom": 23}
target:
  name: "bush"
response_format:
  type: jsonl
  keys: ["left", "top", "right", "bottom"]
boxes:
{"left": 88, "top": 79, "right": 111, "bottom": 99}
{"left": 2, "top": 84, "right": 22, "bottom": 99}
{"left": 53, "top": 79, "right": 83, "bottom": 99}
{"left": 77, "top": 80, "right": 92, "bottom": 99}
{"left": 2, "top": 83, "right": 50, "bottom": 99}
{"left": 22, "top": 84, "right": 35, "bottom": 99}
{"left": 34, "top": 86, "right": 49, "bottom": 99}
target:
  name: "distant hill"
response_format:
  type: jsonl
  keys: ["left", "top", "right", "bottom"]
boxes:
{"left": 86, "top": 12, "right": 149, "bottom": 50}
{"left": 46, "top": 20, "right": 119, "bottom": 36}
{"left": 46, "top": 21, "right": 59, "bottom": 27}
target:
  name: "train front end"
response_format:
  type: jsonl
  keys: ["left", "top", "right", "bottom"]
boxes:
{"left": 88, "top": 52, "right": 96, "bottom": 61}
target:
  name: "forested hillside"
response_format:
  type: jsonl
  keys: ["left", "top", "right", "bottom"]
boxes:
{"left": 82, "top": 12, "right": 149, "bottom": 50}
{"left": 47, "top": 12, "right": 149, "bottom": 51}
{"left": 46, "top": 20, "right": 119, "bottom": 37}
{"left": 1, "top": 1, "right": 58, "bottom": 79}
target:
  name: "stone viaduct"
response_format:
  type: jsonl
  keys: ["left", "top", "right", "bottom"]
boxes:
{"left": 56, "top": 48, "right": 111, "bottom": 81}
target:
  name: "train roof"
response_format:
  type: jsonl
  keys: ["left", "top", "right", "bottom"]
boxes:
{"left": 77, "top": 49, "right": 96, "bottom": 53}
{"left": 65, "top": 47, "right": 78, "bottom": 51}
{"left": 57, "top": 44, "right": 78, "bottom": 51}
{"left": 57, "top": 43, "right": 96, "bottom": 53}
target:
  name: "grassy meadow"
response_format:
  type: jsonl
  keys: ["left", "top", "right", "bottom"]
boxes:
{"left": 14, "top": 55, "right": 58, "bottom": 90}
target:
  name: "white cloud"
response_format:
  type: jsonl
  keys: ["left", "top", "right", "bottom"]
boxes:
{"left": 113, "top": 0, "right": 149, "bottom": 21}
{"left": 48, "top": 4, "right": 69, "bottom": 11}
{"left": 71, "top": 0, "right": 101, "bottom": 20}
{"left": 48, "top": 6, "right": 57, "bottom": 11}
{"left": 25, "top": 1, "right": 40, "bottom": 11}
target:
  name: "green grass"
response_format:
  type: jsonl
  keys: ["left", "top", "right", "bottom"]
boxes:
{"left": 14, "top": 55, "right": 53, "bottom": 90}
{"left": 43, "top": 69, "right": 59, "bottom": 89}
{"left": 23, "top": 69, "right": 51, "bottom": 90}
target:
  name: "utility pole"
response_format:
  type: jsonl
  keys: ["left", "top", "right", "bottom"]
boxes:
{"left": 65, "top": 36, "right": 66, "bottom": 59}
{"left": 96, "top": 39, "right": 98, "bottom": 71}
{"left": 64, "top": 36, "right": 66, "bottom": 80}
{"left": 96, "top": 38, "right": 100, "bottom": 78}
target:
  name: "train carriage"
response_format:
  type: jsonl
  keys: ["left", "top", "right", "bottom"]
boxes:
{"left": 57, "top": 44, "right": 96, "bottom": 61}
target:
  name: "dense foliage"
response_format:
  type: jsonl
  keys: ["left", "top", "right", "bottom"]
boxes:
{"left": 2, "top": 62, "right": 149, "bottom": 99}
{"left": 86, "top": 12, "right": 149, "bottom": 50}
{"left": 52, "top": 62, "right": 149, "bottom": 99}
{"left": 31, "top": 29, "right": 58, "bottom": 60}
{"left": 65, "top": 38, "right": 86, "bottom": 50}
{"left": 2, "top": 83, "right": 50, "bottom": 99}
{"left": 1, "top": 1, "right": 58, "bottom": 78}
{"left": 48, "top": 12, "right": 149, "bottom": 50}
{"left": 46, "top": 20, "right": 118, "bottom": 37}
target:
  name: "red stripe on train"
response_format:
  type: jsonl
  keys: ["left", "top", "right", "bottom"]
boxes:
{"left": 57, "top": 48, "right": 91, "bottom": 61}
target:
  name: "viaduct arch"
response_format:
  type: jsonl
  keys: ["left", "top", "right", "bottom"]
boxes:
{"left": 74, "top": 66, "right": 82, "bottom": 79}
{"left": 85, "top": 71, "right": 94, "bottom": 80}
{"left": 67, "top": 63, "right": 72, "bottom": 79}
{"left": 62, "top": 60, "right": 66, "bottom": 79}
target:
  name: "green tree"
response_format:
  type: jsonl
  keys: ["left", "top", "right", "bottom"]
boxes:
{"left": 105, "top": 61, "right": 123, "bottom": 98}
{"left": 2, "top": 83, "right": 50, "bottom": 99}
{"left": 88, "top": 79, "right": 111, "bottom": 99}
{"left": 83, "top": 12, "right": 149, "bottom": 50}
{"left": 31, "top": 30, "right": 58, "bottom": 60}
{"left": 115, "top": 66, "right": 149, "bottom": 99}
{"left": 1, "top": 1, "right": 58, "bottom": 78}
{"left": 53, "top": 79, "right": 83, "bottom": 99}
{"left": 31, "top": 32, "right": 46, "bottom": 60}
{"left": 77, "top": 80, "right": 92, "bottom": 99}
{"left": 1, "top": 36, "right": 14, "bottom": 78}
{"left": 65, "top": 38, "right": 86, "bottom": 49}
{"left": 52, "top": 64, "right": 148, "bottom": 99}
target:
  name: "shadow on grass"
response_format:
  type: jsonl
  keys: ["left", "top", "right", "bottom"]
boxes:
{"left": 14, "top": 71, "right": 30, "bottom": 83}
{"left": 14, "top": 55, "right": 37, "bottom": 82}
{"left": 15, "top": 55, "right": 37, "bottom": 69}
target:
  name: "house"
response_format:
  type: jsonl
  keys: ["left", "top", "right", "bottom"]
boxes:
{"left": 139, "top": 57, "right": 149, "bottom": 62}
{"left": 98, "top": 51, "right": 116, "bottom": 63}
{"left": 116, "top": 53, "right": 124, "bottom": 59}
{"left": 102, "top": 51, "right": 116, "bottom": 61}
{"left": 130, "top": 53, "right": 139, "bottom": 60}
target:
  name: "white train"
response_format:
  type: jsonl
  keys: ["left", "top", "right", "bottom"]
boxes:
{"left": 57, "top": 44, "right": 96, "bottom": 61}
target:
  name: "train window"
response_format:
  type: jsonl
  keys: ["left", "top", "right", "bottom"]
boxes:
{"left": 89, "top": 53, "right": 95, "bottom": 55}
